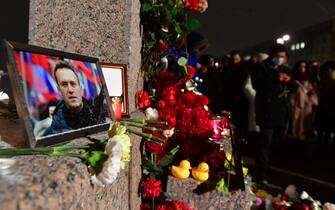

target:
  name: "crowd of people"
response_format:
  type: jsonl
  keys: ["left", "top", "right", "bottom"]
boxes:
{"left": 196, "top": 44, "right": 335, "bottom": 182}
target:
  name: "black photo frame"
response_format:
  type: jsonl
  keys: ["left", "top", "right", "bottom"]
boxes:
{"left": 3, "top": 40, "right": 115, "bottom": 147}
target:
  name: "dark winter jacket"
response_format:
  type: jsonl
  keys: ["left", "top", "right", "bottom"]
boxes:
{"left": 251, "top": 58, "right": 297, "bottom": 128}
{"left": 43, "top": 96, "right": 105, "bottom": 136}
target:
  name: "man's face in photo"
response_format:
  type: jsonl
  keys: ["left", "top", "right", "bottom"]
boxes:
{"left": 55, "top": 68, "right": 83, "bottom": 111}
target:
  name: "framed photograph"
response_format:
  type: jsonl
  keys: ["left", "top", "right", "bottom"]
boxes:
{"left": 101, "top": 63, "right": 129, "bottom": 118}
{"left": 3, "top": 40, "right": 115, "bottom": 147}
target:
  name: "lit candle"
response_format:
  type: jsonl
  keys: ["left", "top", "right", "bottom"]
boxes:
{"left": 210, "top": 116, "right": 223, "bottom": 142}
{"left": 112, "top": 97, "right": 122, "bottom": 118}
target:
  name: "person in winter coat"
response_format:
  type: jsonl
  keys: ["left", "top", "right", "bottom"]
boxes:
{"left": 251, "top": 44, "right": 297, "bottom": 182}
{"left": 290, "top": 60, "right": 318, "bottom": 141}
{"left": 43, "top": 62, "right": 105, "bottom": 136}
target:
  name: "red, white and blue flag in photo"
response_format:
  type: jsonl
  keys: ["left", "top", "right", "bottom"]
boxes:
{"left": 13, "top": 50, "right": 102, "bottom": 120}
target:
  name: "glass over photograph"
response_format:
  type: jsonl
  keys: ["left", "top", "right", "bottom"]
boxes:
{"left": 13, "top": 49, "right": 111, "bottom": 140}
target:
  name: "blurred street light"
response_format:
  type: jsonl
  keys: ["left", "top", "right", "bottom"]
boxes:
{"left": 283, "top": 34, "right": 290, "bottom": 41}
{"left": 277, "top": 38, "right": 284, "bottom": 44}
{"left": 300, "top": 42, "right": 305, "bottom": 49}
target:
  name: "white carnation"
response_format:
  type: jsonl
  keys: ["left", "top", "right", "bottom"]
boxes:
{"left": 284, "top": 185, "right": 298, "bottom": 200}
{"left": 93, "top": 140, "right": 122, "bottom": 186}
{"left": 203, "top": 105, "right": 209, "bottom": 111}
{"left": 163, "top": 127, "right": 175, "bottom": 138}
{"left": 323, "top": 202, "right": 335, "bottom": 210}
{"left": 145, "top": 107, "right": 159, "bottom": 120}
{"left": 185, "top": 80, "right": 195, "bottom": 91}
{"left": 300, "top": 191, "right": 309, "bottom": 200}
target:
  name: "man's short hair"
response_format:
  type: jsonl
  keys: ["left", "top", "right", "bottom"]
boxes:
{"left": 198, "top": 54, "right": 211, "bottom": 67}
{"left": 269, "top": 44, "right": 287, "bottom": 55}
{"left": 229, "top": 50, "right": 241, "bottom": 58}
{"left": 54, "top": 61, "right": 79, "bottom": 85}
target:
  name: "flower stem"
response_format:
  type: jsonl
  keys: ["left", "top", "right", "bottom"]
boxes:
{"left": 227, "top": 162, "right": 231, "bottom": 190}
{"left": 126, "top": 129, "right": 164, "bottom": 144}
{"left": 170, "top": 146, "right": 180, "bottom": 155}
{"left": 51, "top": 153, "right": 82, "bottom": 158}
{"left": 0, "top": 145, "right": 89, "bottom": 158}
{"left": 152, "top": 198, "right": 155, "bottom": 210}
{"left": 0, "top": 147, "right": 52, "bottom": 157}
{"left": 121, "top": 122, "right": 165, "bottom": 132}
{"left": 116, "top": 118, "right": 168, "bottom": 125}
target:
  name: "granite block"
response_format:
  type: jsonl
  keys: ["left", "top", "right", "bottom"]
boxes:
{"left": 166, "top": 176, "right": 250, "bottom": 210}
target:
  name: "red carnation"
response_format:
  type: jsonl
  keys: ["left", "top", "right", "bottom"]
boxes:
{"left": 193, "top": 94, "right": 209, "bottom": 108}
{"left": 178, "top": 37, "right": 186, "bottom": 47}
{"left": 273, "top": 200, "right": 280, "bottom": 209}
{"left": 164, "top": 200, "right": 193, "bottom": 210}
{"left": 278, "top": 205, "right": 288, "bottom": 210}
{"left": 144, "top": 132, "right": 167, "bottom": 154}
{"left": 184, "top": 0, "right": 199, "bottom": 11}
{"left": 175, "top": 106, "right": 192, "bottom": 136}
{"left": 158, "top": 107, "right": 177, "bottom": 129}
{"left": 155, "top": 71, "right": 178, "bottom": 89}
{"left": 291, "top": 203, "right": 309, "bottom": 210}
{"left": 280, "top": 193, "right": 288, "bottom": 201}
{"left": 186, "top": 65, "right": 196, "bottom": 80}
{"left": 140, "top": 203, "right": 151, "bottom": 210}
{"left": 154, "top": 204, "right": 168, "bottom": 210}
{"left": 161, "top": 86, "right": 178, "bottom": 107}
{"left": 190, "top": 107, "right": 212, "bottom": 136}
{"left": 176, "top": 65, "right": 196, "bottom": 88}
{"left": 177, "top": 106, "right": 211, "bottom": 139}
{"left": 156, "top": 41, "right": 169, "bottom": 52}
{"left": 177, "top": 91, "right": 197, "bottom": 108}
{"left": 142, "top": 130, "right": 167, "bottom": 155}
{"left": 157, "top": 100, "right": 167, "bottom": 110}
{"left": 141, "top": 178, "right": 162, "bottom": 198}
{"left": 137, "top": 90, "right": 151, "bottom": 109}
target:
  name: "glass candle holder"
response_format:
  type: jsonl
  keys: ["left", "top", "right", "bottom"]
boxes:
{"left": 112, "top": 96, "right": 123, "bottom": 118}
{"left": 209, "top": 114, "right": 231, "bottom": 145}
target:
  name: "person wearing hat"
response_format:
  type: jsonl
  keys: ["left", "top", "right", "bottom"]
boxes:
{"left": 251, "top": 44, "right": 297, "bottom": 183}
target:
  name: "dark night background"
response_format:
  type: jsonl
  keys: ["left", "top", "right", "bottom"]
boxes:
{"left": 2, "top": 1, "right": 335, "bottom": 58}
{"left": 0, "top": 0, "right": 29, "bottom": 71}
{"left": 193, "top": 0, "right": 335, "bottom": 55}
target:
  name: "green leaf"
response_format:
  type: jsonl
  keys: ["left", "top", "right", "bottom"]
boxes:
{"left": 216, "top": 178, "right": 228, "bottom": 192}
{"left": 224, "top": 160, "right": 230, "bottom": 169}
{"left": 145, "top": 40, "right": 156, "bottom": 49}
{"left": 159, "top": 146, "right": 179, "bottom": 168}
{"left": 162, "top": 7, "right": 172, "bottom": 23}
{"left": 174, "top": 23, "right": 183, "bottom": 34}
{"left": 143, "top": 168, "right": 150, "bottom": 175}
{"left": 142, "top": 2, "right": 153, "bottom": 12}
{"left": 142, "top": 157, "right": 163, "bottom": 176}
{"left": 170, "top": 5, "right": 178, "bottom": 17}
{"left": 150, "top": 32, "right": 156, "bottom": 40}
{"left": 159, "top": 154, "right": 173, "bottom": 168}
{"left": 82, "top": 151, "right": 108, "bottom": 174}
{"left": 186, "top": 18, "right": 201, "bottom": 31}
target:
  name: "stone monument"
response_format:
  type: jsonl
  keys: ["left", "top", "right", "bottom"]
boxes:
{"left": 0, "top": 0, "right": 143, "bottom": 209}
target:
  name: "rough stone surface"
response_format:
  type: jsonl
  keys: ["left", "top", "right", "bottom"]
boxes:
{"left": 0, "top": 111, "right": 144, "bottom": 210}
{"left": 29, "top": 0, "right": 142, "bottom": 113}
{"left": 166, "top": 176, "right": 250, "bottom": 210}
{"left": 0, "top": 0, "right": 142, "bottom": 209}
{"left": 0, "top": 109, "right": 25, "bottom": 147}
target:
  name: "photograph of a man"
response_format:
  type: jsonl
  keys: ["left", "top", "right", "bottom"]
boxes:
{"left": 43, "top": 62, "right": 105, "bottom": 136}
